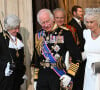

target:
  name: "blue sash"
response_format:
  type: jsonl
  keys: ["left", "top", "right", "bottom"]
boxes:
{"left": 38, "top": 30, "right": 66, "bottom": 77}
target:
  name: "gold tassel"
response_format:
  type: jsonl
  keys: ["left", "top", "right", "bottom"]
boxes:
{"left": 34, "top": 68, "right": 39, "bottom": 80}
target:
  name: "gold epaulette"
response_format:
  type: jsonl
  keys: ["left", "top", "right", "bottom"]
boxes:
{"left": 60, "top": 26, "right": 69, "bottom": 31}
{"left": 67, "top": 63, "right": 79, "bottom": 76}
{"left": 52, "top": 23, "right": 58, "bottom": 31}
{"left": 35, "top": 33, "right": 43, "bottom": 56}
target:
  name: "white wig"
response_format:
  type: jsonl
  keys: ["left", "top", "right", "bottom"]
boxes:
{"left": 4, "top": 15, "right": 20, "bottom": 30}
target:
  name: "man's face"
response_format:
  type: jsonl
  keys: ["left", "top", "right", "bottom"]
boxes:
{"left": 74, "top": 8, "right": 83, "bottom": 20}
{"left": 54, "top": 10, "right": 65, "bottom": 26}
{"left": 8, "top": 26, "right": 19, "bottom": 36}
{"left": 39, "top": 12, "right": 54, "bottom": 32}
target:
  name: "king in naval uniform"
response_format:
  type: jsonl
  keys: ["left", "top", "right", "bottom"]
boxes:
{"left": 32, "top": 9, "right": 82, "bottom": 90}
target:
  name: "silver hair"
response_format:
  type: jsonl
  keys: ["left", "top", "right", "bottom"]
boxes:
{"left": 84, "top": 8, "right": 100, "bottom": 27}
{"left": 53, "top": 8, "right": 66, "bottom": 17}
{"left": 37, "top": 9, "right": 54, "bottom": 25}
{"left": 4, "top": 15, "right": 20, "bottom": 30}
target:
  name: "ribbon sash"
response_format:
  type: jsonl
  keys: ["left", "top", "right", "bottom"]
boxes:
{"left": 38, "top": 31, "right": 66, "bottom": 77}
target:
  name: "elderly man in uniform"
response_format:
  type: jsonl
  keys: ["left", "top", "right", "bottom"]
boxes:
{"left": 32, "top": 9, "right": 82, "bottom": 90}
{"left": 53, "top": 8, "right": 80, "bottom": 46}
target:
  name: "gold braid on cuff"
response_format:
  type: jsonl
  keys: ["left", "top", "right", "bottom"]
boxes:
{"left": 67, "top": 62, "right": 79, "bottom": 76}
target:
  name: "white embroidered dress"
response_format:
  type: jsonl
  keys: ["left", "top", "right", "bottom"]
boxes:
{"left": 83, "top": 29, "right": 100, "bottom": 90}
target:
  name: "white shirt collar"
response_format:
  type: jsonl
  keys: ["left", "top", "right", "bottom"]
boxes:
{"left": 73, "top": 17, "right": 81, "bottom": 23}
{"left": 8, "top": 32, "right": 24, "bottom": 49}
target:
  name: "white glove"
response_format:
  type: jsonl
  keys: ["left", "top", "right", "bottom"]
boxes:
{"left": 5, "top": 62, "right": 13, "bottom": 76}
{"left": 60, "top": 74, "right": 71, "bottom": 87}
{"left": 22, "top": 74, "right": 28, "bottom": 80}
{"left": 81, "top": 52, "right": 86, "bottom": 61}
{"left": 65, "top": 51, "right": 70, "bottom": 70}
{"left": 34, "top": 81, "right": 37, "bottom": 90}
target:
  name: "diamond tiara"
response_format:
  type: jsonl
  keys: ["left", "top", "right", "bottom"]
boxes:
{"left": 85, "top": 8, "right": 100, "bottom": 14}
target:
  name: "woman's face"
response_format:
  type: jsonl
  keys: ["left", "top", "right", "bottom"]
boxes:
{"left": 85, "top": 17, "right": 98, "bottom": 32}
{"left": 8, "top": 26, "right": 19, "bottom": 36}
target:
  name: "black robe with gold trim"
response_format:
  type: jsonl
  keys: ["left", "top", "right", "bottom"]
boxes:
{"left": 0, "top": 31, "right": 26, "bottom": 90}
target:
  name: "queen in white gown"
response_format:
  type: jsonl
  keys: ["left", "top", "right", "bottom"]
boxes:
{"left": 83, "top": 8, "right": 100, "bottom": 90}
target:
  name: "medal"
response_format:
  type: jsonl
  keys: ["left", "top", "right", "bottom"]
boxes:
{"left": 53, "top": 45, "right": 60, "bottom": 52}
{"left": 54, "top": 53, "right": 60, "bottom": 60}
{"left": 57, "top": 36, "right": 64, "bottom": 43}
{"left": 58, "top": 30, "right": 63, "bottom": 35}
{"left": 46, "top": 36, "right": 49, "bottom": 41}
{"left": 55, "top": 32, "right": 57, "bottom": 34}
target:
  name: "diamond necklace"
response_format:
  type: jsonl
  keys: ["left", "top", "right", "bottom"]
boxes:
{"left": 91, "top": 31, "right": 100, "bottom": 38}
